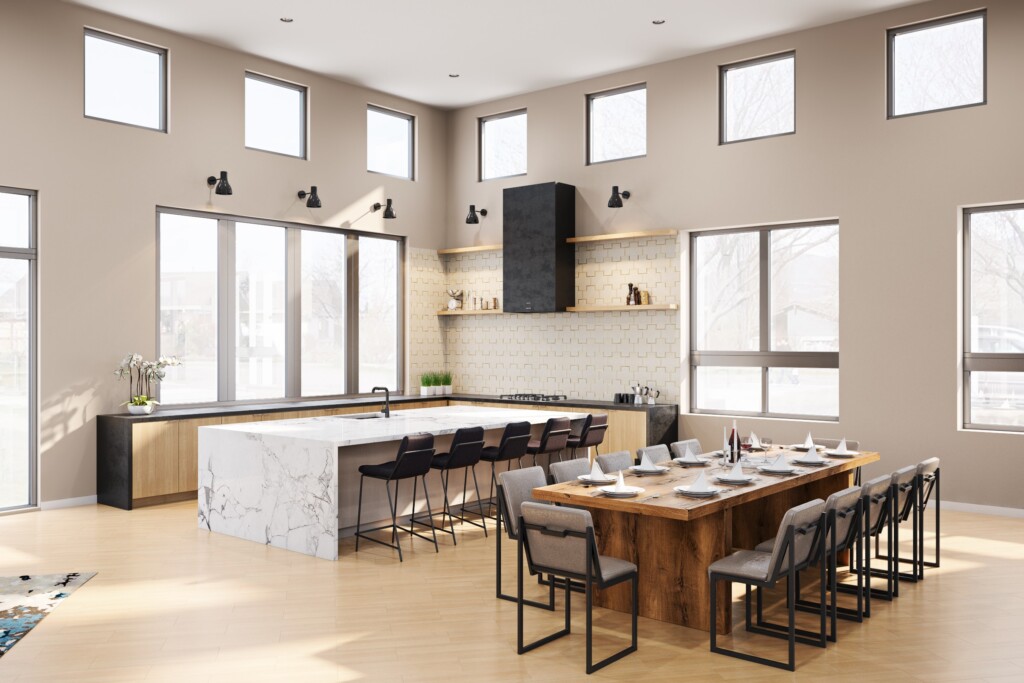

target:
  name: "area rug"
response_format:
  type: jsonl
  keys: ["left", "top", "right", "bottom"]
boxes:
{"left": 0, "top": 572, "right": 96, "bottom": 658}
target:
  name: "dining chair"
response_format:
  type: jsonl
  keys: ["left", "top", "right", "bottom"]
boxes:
{"left": 517, "top": 501, "right": 638, "bottom": 674}
{"left": 709, "top": 499, "right": 827, "bottom": 671}
{"left": 669, "top": 438, "right": 703, "bottom": 459}
{"left": 595, "top": 450, "right": 633, "bottom": 474}
{"left": 355, "top": 433, "right": 438, "bottom": 562}
{"left": 915, "top": 457, "right": 941, "bottom": 577}
{"left": 495, "top": 466, "right": 555, "bottom": 610}
{"left": 550, "top": 457, "right": 590, "bottom": 484}
{"left": 842, "top": 474, "right": 896, "bottom": 612}
{"left": 636, "top": 444, "right": 671, "bottom": 464}
{"left": 566, "top": 413, "right": 608, "bottom": 460}
{"left": 876, "top": 465, "right": 921, "bottom": 589}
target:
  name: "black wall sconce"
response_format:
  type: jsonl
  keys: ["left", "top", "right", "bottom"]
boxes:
{"left": 297, "top": 186, "right": 321, "bottom": 208}
{"left": 607, "top": 185, "right": 631, "bottom": 208}
{"left": 207, "top": 171, "right": 233, "bottom": 196}
{"left": 372, "top": 198, "right": 397, "bottom": 219}
{"left": 465, "top": 205, "right": 487, "bottom": 224}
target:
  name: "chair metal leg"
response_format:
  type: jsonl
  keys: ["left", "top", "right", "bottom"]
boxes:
{"left": 495, "top": 502, "right": 554, "bottom": 611}
{"left": 421, "top": 475, "right": 439, "bottom": 553}
{"left": 517, "top": 534, "right": 569, "bottom": 656}
{"left": 355, "top": 475, "right": 364, "bottom": 551}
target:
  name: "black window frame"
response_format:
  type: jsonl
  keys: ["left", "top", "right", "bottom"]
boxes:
{"left": 478, "top": 108, "right": 528, "bottom": 182}
{"left": 586, "top": 82, "right": 648, "bottom": 165}
{"left": 83, "top": 28, "right": 169, "bottom": 133}
{"left": 366, "top": 104, "right": 416, "bottom": 181}
{"left": 244, "top": 71, "right": 309, "bottom": 159}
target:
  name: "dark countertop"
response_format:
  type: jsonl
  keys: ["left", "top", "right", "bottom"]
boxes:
{"left": 98, "top": 393, "right": 677, "bottom": 423}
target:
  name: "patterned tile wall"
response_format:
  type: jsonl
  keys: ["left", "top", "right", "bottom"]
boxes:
{"left": 407, "top": 235, "right": 682, "bottom": 404}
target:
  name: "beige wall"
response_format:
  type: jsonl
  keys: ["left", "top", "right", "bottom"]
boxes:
{"left": 443, "top": 0, "right": 1024, "bottom": 509}
{"left": 0, "top": 0, "right": 449, "bottom": 503}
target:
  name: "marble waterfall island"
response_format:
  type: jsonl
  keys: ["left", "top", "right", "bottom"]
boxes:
{"left": 198, "top": 405, "right": 588, "bottom": 560}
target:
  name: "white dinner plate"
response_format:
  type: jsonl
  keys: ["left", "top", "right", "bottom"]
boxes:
{"left": 789, "top": 444, "right": 823, "bottom": 452}
{"left": 758, "top": 465, "right": 798, "bottom": 475}
{"left": 577, "top": 474, "right": 615, "bottom": 484}
{"left": 599, "top": 485, "right": 645, "bottom": 497}
{"left": 825, "top": 449, "right": 859, "bottom": 458}
{"left": 673, "top": 457, "right": 711, "bottom": 467}
{"left": 715, "top": 474, "right": 757, "bottom": 485}
{"left": 629, "top": 465, "right": 670, "bottom": 475}
{"left": 791, "top": 457, "right": 830, "bottom": 467}
{"left": 674, "top": 485, "right": 722, "bottom": 497}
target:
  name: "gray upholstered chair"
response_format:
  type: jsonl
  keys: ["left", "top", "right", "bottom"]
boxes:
{"left": 517, "top": 501, "right": 638, "bottom": 674}
{"left": 915, "top": 457, "right": 941, "bottom": 576}
{"left": 709, "top": 499, "right": 827, "bottom": 671}
{"left": 496, "top": 466, "right": 555, "bottom": 610}
{"left": 637, "top": 443, "right": 671, "bottom": 464}
{"left": 595, "top": 450, "right": 633, "bottom": 474}
{"left": 669, "top": 438, "right": 703, "bottom": 459}
{"left": 880, "top": 465, "right": 921, "bottom": 589}
{"left": 756, "top": 486, "right": 865, "bottom": 641}
{"left": 549, "top": 457, "right": 590, "bottom": 484}
{"left": 854, "top": 474, "right": 897, "bottom": 611}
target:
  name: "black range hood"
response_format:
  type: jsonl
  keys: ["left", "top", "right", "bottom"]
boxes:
{"left": 502, "top": 182, "right": 575, "bottom": 313}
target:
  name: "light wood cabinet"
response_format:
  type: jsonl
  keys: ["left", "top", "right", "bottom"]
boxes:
{"left": 177, "top": 417, "right": 223, "bottom": 492}
{"left": 131, "top": 422, "right": 179, "bottom": 499}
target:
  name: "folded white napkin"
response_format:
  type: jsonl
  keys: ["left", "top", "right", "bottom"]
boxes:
{"left": 728, "top": 461, "right": 745, "bottom": 480}
{"left": 615, "top": 471, "right": 626, "bottom": 492}
{"left": 803, "top": 432, "right": 815, "bottom": 449}
{"left": 590, "top": 460, "right": 604, "bottom": 479}
{"left": 682, "top": 444, "right": 701, "bottom": 462}
{"left": 837, "top": 437, "right": 848, "bottom": 453}
{"left": 750, "top": 431, "right": 761, "bottom": 449}
{"left": 770, "top": 453, "right": 788, "bottom": 469}
{"left": 640, "top": 451, "right": 656, "bottom": 470}
{"left": 804, "top": 448, "right": 824, "bottom": 462}
{"left": 691, "top": 470, "right": 710, "bottom": 492}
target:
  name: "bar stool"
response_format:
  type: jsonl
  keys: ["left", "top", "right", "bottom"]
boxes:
{"left": 355, "top": 433, "right": 438, "bottom": 562}
{"left": 481, "top": 421, "right": 532, "bottom": 525}
{"left": 566, "top": 414, "right": 608, "bottom": 460}
{"left": 413, "top": 426, "right": 486, "bottom": 545}
{"left": 526, "top": 416, "right": 571, "bottom": 469}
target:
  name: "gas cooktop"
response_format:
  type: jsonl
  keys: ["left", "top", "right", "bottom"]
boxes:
{"left": 499, "top": 393, "right": 568, "bottom": 402}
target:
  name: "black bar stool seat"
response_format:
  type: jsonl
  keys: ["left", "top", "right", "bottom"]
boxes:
{"left": 411, "top": 426, "right": 487, "bottom": 544}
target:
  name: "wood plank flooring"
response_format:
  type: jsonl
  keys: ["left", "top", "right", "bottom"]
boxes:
{"left": 0, "top": 503, "right": 1022, "bottom": 682}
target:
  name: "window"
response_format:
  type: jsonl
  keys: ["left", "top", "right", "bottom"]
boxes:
{"left": 691, "top": 222, "right": 839, "bottom": 418}
{"left": 480, "top": 109, "right": 527, "bottom": 180}
{"left": 588, "top": 84, "right": 647, "bottom": 164}
{"left": 720, "top": 52, "right": 795, "bottom": 144}
{"left": 0, "top": 187, "right": 36, "bottom": 511}
{"left": 888, "top": 11, "right": 985, "bottom": 118}
{"left": 245, "top": 73, "right": 307, "bottom": 158}
{"left": 367, "top": 106, "right": 414, "bottom": 179}
{"left": 84, "top": 29, "right": 166, "bottom": 131}
{"left": 157, "top": 209, "right": 403, "bottom": 403}
{"left": 964, "top": 205, "right": 1024, "bottom": 431}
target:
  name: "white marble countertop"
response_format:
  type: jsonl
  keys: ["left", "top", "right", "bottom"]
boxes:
{"left": 203, "top": 405, "right": 590, "bottom": 448}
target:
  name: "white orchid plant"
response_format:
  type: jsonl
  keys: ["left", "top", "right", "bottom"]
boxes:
{"left": 115, "top": 353, "right": 182, "bottom": 406}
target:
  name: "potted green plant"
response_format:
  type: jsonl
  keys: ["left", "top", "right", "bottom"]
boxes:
{"left": 420, "top": 371, "right": 435, "bottom": 397}
{"left": 439, "top": 370, "right": 453, "bottom": 395}
{"left": 115, "top": 353, "right": 181, "bottom": 415}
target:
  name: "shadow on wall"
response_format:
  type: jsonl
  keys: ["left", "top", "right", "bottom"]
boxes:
{"left": 39, "top": 380, "right": 103, "bottom": 455}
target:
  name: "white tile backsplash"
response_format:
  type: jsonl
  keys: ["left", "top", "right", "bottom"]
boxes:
{"left": 407, "top": 234, "right": 681, "bottom": 404}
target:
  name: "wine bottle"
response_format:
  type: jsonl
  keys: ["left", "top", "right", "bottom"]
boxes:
{"left": 729, "top": 419, "right": 738, "bottom": 463}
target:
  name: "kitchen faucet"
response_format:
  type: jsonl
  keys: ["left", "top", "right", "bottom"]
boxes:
{"left": 372, "top": 386, "right": 390, "bottom": 418}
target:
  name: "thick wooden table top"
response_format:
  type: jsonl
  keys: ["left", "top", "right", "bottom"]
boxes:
{"left": 533, "top": 449, "right": 880, "bottom": 521}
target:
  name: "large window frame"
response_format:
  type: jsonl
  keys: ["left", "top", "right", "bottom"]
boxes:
{"left": 156, "top": 207, "right": 404, "bottom": 405}
{"left": 719, "top": 51, "right": 796, "bottom": 145}
{"left": 0, "top": 186, "right": 37, "bottom": 512}
{"left": 479, "top": 108, "right": 528, "bottom": 181}
{"left": 689, "top": 221, "right": 839, "bottom": 420}
{"left": 886, "top": 10, "right": 987, "bottom": 120}
{"left": 586, "top": 82, "right": 647, "bottom": 165}
{"left": 962, "top": 203, "right": 1024, "bottom": 432}
{"left": 367, "top": 104, "right": 415, "bottom": 180}
{"left": 244, "top": 71, "right": 308, "bottom": 159}
{"left": 83, "top": 28, "right": 168, "bottom": 132}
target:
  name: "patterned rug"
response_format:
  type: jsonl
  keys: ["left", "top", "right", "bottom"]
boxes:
{"left": 0, "top": 573, "right": 96, "bottom": 658}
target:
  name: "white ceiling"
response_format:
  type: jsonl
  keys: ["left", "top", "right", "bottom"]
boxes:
{"left": 66, "top": 0, "right": 924, "bottom": 109}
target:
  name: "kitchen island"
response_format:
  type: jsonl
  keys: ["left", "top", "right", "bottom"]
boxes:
{"left": 197, "top": 405, "right": 588, "bottom": 560}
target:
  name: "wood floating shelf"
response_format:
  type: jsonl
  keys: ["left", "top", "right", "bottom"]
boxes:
{"left": 436, "top": 244, "right": 502, "bottom": 255}
{"left": 437, "top": 309, "right": 503, "bottom": 316}
{"left": 566, "top": 304, "right": 679, "bottom": 313}
{"left": 567, "top": 229, "right": 678, "bottom": 244}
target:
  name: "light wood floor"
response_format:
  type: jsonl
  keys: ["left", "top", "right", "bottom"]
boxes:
{"left": 0, "top": 503, "right": 1022, "bottom": 682}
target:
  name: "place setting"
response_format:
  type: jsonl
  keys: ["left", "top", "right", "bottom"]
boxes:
{"left": 577, "top": 459, "right": 616, "bottom": 486}
{"left": 595, "top": 471, "right": 645, "bottom": 498}
{"left": 788, "top": 433, "right": 833, "bottom": 467}
{"left": 674, "top": 470, "right": 725, "bottom": 498}
{"left": 757, "top": 452, "right": 803, "bottom": 477}
{"left": 714, "top": 460, "right": 759, "bottom": 486}
{"left": 629, "top": 450, "right": 671, "bottom": 476}
{"left": 824, "top": 437, "right": 859, "bottom": 458}
{"left": 671, "top": 442, "right": 712, "bottom": 467}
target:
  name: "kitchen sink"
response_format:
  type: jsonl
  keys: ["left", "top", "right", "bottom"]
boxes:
{"left": 340, "top": 413, "right": 387, "bottom": 420}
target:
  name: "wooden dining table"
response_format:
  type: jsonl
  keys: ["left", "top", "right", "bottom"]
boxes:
{"left": 532, "top": 448, "right": 880, "bottom": 633}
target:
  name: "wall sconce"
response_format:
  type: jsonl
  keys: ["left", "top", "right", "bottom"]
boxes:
{"left": 607, "top": 185, "right": 631, "bottom": 208}
{"left": 465, "top": 205, "right": 487, "bottom": 224}
{"left": 207, "top": 171, "right": 233, "bottom": 196}
{"left": 297, "top": 186, "right": 321, "bottom": 208}
{"left": 372, "top": 198, "right": 397, "bottom": 219}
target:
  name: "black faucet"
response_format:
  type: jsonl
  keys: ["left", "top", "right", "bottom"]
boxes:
{"left": 372, "top": 386, "right": 391, "bottom": 418}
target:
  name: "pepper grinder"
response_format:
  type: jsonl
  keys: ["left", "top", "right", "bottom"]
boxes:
{"left": 627, "top": 283, "right": 635, "bottom": 305}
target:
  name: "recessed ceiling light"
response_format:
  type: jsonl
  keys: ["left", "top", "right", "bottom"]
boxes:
{"left": 449, "top": 73, "right": 460, "bottom": 78}
{"left": 280, "top": 17, "right": 294, "bottom": 23}
{"left": 652, "top": 19, "right": 666, "bottom": 25}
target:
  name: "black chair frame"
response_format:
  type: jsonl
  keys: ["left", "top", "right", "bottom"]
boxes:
{"left": 873, "top": 476, "right": 920, "bottom": 587}
{"left": 529, "top": 419, "right": 572, "bottom": 468}
{"left": 481, "top": 425, "right": 533, "bottom": 526}
{"left": 710, "top": 517, "right": 826, "bottom": 672}
{"left": 494, "top": 482, "right": 555, "bottom": 611}
{"left": 355, "top": 470, "right": 438, "bottom": 563}
{"left": 568, "top": 414, "right": 608, "bottom": 460}
{"left": 517, "top": 519, "right": 638, "bottom": 674}
{"left": 411, "top": 432, "right": 488, "bottom": 544}
{"left": 840, "top": 484, "right": 897, "bottom": 611}
{"left": 877, "top": 467, "right": 940, "bottom": 580}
